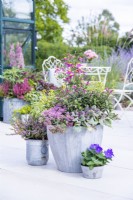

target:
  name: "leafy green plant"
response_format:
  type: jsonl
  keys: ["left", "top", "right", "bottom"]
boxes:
{"left": 81, "top": 144, "right": 114, "bottom": 170}
{"left": 0, "top": 67, "right": 30, "bottom": 84}
{"left": 30, "top": 90, "right": 56, "bottom": 118}
{"left": 86, "top": 82, "right": 105, "bottom": 92}
{"left": 14, "top": 105, "right": 31, "bottom": 115}
{"left": 24, "top": 90, "right": 41, "bottom": 102}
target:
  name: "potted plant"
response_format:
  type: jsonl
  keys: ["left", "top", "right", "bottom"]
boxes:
{"left": 81, "top": 144, "right": 114, "bottom": 179}
{"left": 0, "top": 67, "right": 32, "bottom": 123}
{"left": 13, "top": 116, "right": 49, "bottom": 166}
{"left": 42, "top": 54, "right": 117, "bottom": 173}
{"left": 13, "top": 104, "right": 31, "bottom": 123}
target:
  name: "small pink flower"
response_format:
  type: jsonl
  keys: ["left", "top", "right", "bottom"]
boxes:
{"left": 72, "top": 85, "right": 77, "bottom": 89}
{"left": 84, "top": 49, "right": 98, "bottom": 60}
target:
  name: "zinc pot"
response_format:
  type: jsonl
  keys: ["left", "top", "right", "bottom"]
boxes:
{"left": 47, "top": 125, "right": 103, "bottom": 173}
{"left": 21, "top": 114, "right": 29, "bottom": 123}
{"left": 3, "top": 98, "right": 27, "bottom": 124}
{"left": 26, "top": 139, "right": 49, "bottom": 166}
{"left": 81, "top": 165, "right": 104, "bottom": 179}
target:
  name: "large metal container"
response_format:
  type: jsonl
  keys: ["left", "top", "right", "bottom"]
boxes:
{"left": 47, "top": 125, "right": 103, "bottom": 173}
{"left": 26, "top": 139, "right": 49, "bottom": 166}
{"left": 81, "top": 166, "right": 104, "bottom": 179}
{"left": 3, "top": 98, "right": 27, "bottom": 124}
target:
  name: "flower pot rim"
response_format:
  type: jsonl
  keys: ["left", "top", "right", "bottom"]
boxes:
{"left": 81, "top": 165, "right": 104, "bottom": 169}
{"left": 47, "top": 124, "right": 103, "bottom": 128}
{"left": 4, "top": 97, "right": 25, "bottom": 101}
{"left": 25, "top": 139, "right": 48, "bottom": 141}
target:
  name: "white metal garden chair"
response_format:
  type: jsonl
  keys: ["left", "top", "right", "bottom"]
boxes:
{"left": 113, "top": 57, "right": 133, "bottom": 112}
{"left": 81, "top": 64, "right": 111, "bottom": 86}
{"left": 42, "top": 56, "right": 64, "bottom": 86}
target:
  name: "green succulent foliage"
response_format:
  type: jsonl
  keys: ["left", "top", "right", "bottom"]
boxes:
{"left": 81, "top": 149, "right": 110, "bottom": 170}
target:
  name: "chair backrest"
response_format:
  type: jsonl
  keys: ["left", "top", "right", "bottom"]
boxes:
{"left": 81, "top": 64, "right": 111, "bottom": 86}
{"left": 123, "top": 57, "right": 133, "bottom": 89}
{"left": 42, "top": 56, "right": 64, "bottom": 81}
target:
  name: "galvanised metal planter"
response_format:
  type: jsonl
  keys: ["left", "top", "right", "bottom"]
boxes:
{"left": 26, "top": 140, "right": 49, "bottom": 166}
{"left": 47, "top": 125, "right": 103, "bottom": 173}
{"left": 21, "top": 114, "right": 29, "bottom": 123}
{"left": 3, "top": 98, "right": 27, "bottom": 124}
{"left": 81, "top": 166, "right": 104, "bottom": 179}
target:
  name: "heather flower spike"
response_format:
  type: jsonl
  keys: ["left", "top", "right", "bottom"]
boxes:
{"left": 9, "top": 43, "right": 25, "bottom": 68}
{"left": 84, "top": 49, "right": 98, "bottom": 61}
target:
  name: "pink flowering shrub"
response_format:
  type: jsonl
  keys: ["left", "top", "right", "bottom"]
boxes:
{"left": 55, "top": 54, "right": 85, "bottom": 86}
{"left": 84, "top": 49, "right": 98, "bottom": 61}
{"left": 9, "top": 43, "right": 25, "bottom": 68}
{"left": 0, "top": 82, "right": 11, "bottom": 97}
{"left": 13, "top": 78, "right": 31, "bottom": 99}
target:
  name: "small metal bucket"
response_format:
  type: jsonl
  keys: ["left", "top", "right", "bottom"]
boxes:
{"left": 26, "top": 139, "right": 49, "bottom": 166}
{"left": 81, "top": 166, "right": 104, "bottom": 179}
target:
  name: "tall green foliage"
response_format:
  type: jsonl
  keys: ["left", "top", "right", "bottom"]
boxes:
{"left": 35, "top": 0, "right": 69, "bottom": 43}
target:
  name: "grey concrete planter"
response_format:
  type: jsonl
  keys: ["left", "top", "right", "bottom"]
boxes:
{"left": 47, "top": 125, "right": 103, "bottom": 173}
{"left": 26, "top": 139, "right": 49, "bottom": 166}
{"left": 81, "top": 165, "right": 104, "bottom": 179}
{"left": 3, "top": 98, "right": 27, "bottom": 124}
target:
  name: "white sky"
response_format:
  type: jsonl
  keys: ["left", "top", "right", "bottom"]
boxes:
{"left": 63, "top": 0, "right": 133, "bottom": 37}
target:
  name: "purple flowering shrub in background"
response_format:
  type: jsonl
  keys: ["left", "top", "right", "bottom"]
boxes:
{"left": 81, "top": 144, "right": 114, "bottom": 170}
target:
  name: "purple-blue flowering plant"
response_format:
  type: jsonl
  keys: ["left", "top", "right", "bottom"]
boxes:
{"left": 81, "top": 144, "right": 114, "bottom": 170}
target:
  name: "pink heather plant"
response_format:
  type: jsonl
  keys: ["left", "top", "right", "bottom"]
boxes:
{"left": 0, "top": 82, "right": 11, "bottom": 97}
{"left": 9, "top": 44, "right": 17, "bottom": 67}
{"left": 9, "top": 43, "right": 25, "bottom": 68}
{"left": 13, "top": 78, "right": 31, "bottom": 99}
{"left": 15, "top": 43, "right": 25, "bottom": 68}
{"left": 84, "top": 49, "right": 98, "bottom": 61}
{"left": 55, "top": 54, "right": 85, "bottom": 86}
